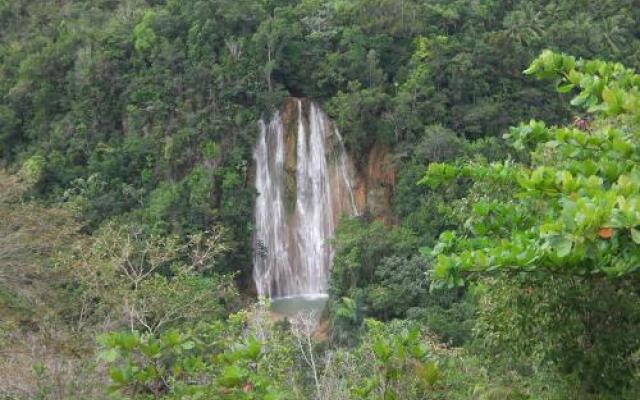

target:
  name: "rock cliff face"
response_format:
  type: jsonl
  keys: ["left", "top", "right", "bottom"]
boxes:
{"left": 353, "top": 142, "right": 396, "bottom": 225}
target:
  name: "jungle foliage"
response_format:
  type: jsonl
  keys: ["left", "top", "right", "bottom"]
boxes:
{"left": 1, "top": 0, "right": 640, "bottom": 399}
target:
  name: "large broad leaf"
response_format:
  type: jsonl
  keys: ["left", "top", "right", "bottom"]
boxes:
{"left": 555, "top": 236, "right": 573, "bottom": 258}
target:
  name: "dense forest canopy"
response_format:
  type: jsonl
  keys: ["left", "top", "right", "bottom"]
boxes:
{"left": 1, "top": 0, "right": 640, "bottom": 399}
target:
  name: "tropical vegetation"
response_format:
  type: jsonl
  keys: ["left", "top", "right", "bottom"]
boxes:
{"left": 1, "top": 1, "right": 640, "bottom": 399}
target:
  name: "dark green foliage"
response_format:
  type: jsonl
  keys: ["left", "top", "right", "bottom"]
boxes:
{"left": 329, "top": 217, "right": 420, "bottom": 302}
{"left": 3, "top": 1, "right": 640, "bottom": 398}
{"left": 420, "top": 53, "right": 640, "bottom": 396}
{"left": 366, "top": 256, "right": 429, "bottom": 319}
{"left": 0, "top": 0, "right": 268, "bottom": 282}
{"left": 3, "top": 0, "right": 640, "bottom": 283}
{"left": 328, "top": 217, "right": 473, "bottom": 345}
{"left": 475, "top": 275, "right": 640, "bottom": 396}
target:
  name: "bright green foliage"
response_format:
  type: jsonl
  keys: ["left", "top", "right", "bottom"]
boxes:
{"left": 423, "top": 53, "right": 640, "bottom": 287}
{"left": 20, "top": 154, "right": 46, "bottom": 185}
{"left": 313, "top": 319, "right": 454, "bottom": 399}
{"left": 133, "top": 11, "right": 158, "bottom": 54}
{"left": 420, "top": 52, "right": 640, "bottom": 395}
{"left": 525, "top": 50, "right": 640, "bottom": 117}
{"left": 98, "top": 310, "right": 294, "bottom": 399}
{"left": 350, "top": 320, "right": 439, "bottom": 399}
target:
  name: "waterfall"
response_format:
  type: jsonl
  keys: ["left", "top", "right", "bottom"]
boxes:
{"left": 253, "top": 99, "right": 357, "bottom": 299}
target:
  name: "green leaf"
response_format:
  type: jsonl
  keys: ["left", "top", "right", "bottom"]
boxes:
{"left": 181, "top": 341, "right": 195, "bottom": 350}
{"left": 419, "top": 246, "right": 433, "bottom": 258}
{"left": 218, "top": 364, "right": 245, "bottom": 387}
{"left": 98, "top": 348, "right": 120, "bottom": 363}
{"left": 630, "top": 228, "right": 640, "bottom": 244}
{"left": 109, "top": 367, "right": 128, "bottom": 385}
{"left": 556, "top": 237, "right": 573, "bottom": 258}
{"left": 244, "top": 337, "right": 262, "bottom": 360}
{"left": 557, "top": 82, "right": 575, "bottom": 93}
{"left": 162, "top": 331, "right": 182, "bottom": 347}
{"left": 372, "top": 340, "right": 392, "bottom": 362}
{"left": 422, "top": 362, "right": 439, "bottom": 385}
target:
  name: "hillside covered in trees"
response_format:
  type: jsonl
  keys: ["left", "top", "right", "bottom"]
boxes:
{"left": 1, "top": 1, "right": 640, "bottom": 399}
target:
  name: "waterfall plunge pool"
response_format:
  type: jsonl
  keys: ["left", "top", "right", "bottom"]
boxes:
{"left": 269, "top": 293, "right": 328, "bottom": 319}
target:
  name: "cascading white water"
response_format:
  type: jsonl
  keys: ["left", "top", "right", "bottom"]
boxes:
{"left": 253, "top": 99, "right": 357, "bottom": 299}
